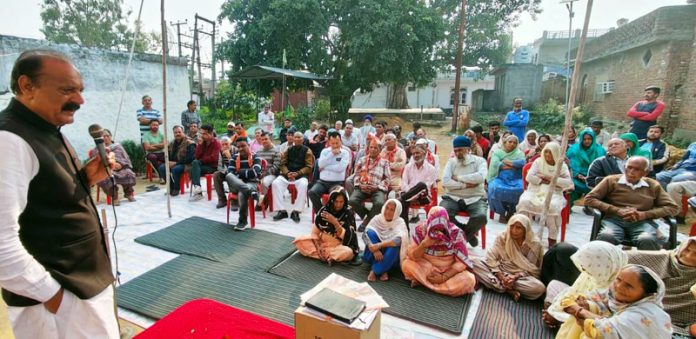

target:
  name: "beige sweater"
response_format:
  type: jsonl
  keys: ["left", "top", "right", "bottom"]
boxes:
{"left": 585, "top": 174, "right": 679, "bottom": 220}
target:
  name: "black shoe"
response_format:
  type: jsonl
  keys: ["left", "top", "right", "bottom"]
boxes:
{"left": 676, "top": 216, "right": 686, "bottom": 225}
{"left": 231, "top": 204, "right": 239, "bottom": 212}
{"left": 358, "top": 222, "right": 368, "bottom": 233}
{"left": 169, "top": 189, "right": 179, "bottom": 197}
{"left": 234, "top": 221, "right": 249, "bottom": 231}
{"left": 251, "top": 190, "right": 260, "bottom": 201}
{"left": 409, "top": 215, "right": 420, "bottom": 224}
{"left": 273, "top": 211, "right": 289, "bottom": 221}
{"left": 349, "top": 255, "right": 363, "bottom": 266}
{"left": 467, "top": 235, "right": 479, "bottom": 248}
{"left": 216, "top": 200, "right": 227, "bottom": 209}
{"left": 291, "top": 211, "right": 301, "bottom": 223}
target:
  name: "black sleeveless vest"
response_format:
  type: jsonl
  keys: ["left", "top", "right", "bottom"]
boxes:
{"left": 0, "top": 99, "right": 113, "bottom": 307}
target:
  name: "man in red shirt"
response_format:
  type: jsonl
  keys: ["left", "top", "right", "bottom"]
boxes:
{"left": 626, "top": 86, "right": 666, "bottom": 140}
{"left": 191, "top": 124, "right": 221, "bottom": 201}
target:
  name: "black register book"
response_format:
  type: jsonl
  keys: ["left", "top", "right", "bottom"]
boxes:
{"left": 305, "top": 287, "right": 367, "bottom": 324}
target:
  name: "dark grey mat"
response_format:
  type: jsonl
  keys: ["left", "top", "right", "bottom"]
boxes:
{"left": 268, "top": 252, "right": 473, "bottom": 334}
{"left": 467, "top": 289, "right": 555, "bottom": 339}
{"left": 134, "top": 216, "right": 295, "bottom": 264}
{"left": 117, "top": 255, "right": 310, "bottom": 325}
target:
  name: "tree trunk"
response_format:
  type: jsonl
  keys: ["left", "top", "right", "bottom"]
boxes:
{"left": 386, "top": 83, "right": 410, "bottom": 109}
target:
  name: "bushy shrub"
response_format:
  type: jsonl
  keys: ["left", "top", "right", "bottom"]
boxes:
{"left": 121, "top": 140, "right": 146, "bottom": 174}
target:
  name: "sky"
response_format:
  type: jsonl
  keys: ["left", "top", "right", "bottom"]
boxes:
{"left": 0, "top": 0, "right": 689, "bottom": 54}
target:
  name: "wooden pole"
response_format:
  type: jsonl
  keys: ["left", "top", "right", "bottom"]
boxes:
{"left": 161, "top": 0, "right": 172, "bottom": 218}
{"left": 539, "top": 0, "right": 594, "bottom": 240}
{"left": 451, "top": 0, "right": 467, "bottom": 133}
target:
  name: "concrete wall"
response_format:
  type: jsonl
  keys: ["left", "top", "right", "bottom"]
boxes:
{"left": 0, "top": 35, "right": 190, "bottom": 158}
{"left": 575, "top": 5, "right": 696, "bottom": 137}
{"left": 491, "top": 64, "right": 543, "bottom": 111}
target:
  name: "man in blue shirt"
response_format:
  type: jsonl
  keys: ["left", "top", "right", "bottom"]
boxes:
{"left": 503, "top": 98, "right": 529, "bottom": 140}
{"left": 137, "top": 95, "right": 162, "bottom": 138}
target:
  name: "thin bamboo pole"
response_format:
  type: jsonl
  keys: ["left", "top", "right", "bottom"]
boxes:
{"left": 539, "top": 0, "right": 594, "bottom": 241}
{"left": 451, "top": 0, "right": 467, "bottom": 133}
{"left": 161, "top": 0, "right": 172, "bottom": 218}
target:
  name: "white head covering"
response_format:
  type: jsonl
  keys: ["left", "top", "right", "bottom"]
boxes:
{"left": 365, "top": 199, "right": 409, "bottom": 263}
{"left": 502, "top": 214, "right": 541, "bottom": 276}
{"left": 548, "top": 241, "right": 628, "bottom": 321}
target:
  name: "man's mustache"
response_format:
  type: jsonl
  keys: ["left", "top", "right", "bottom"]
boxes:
{"left": 62, "top": 102, "right": 81, "bottom": 111}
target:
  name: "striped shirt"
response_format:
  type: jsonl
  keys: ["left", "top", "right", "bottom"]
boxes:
{"left": 228, "top": 153, "right": 262, "bottom": 181}
{"left": 255, "top": 145, "right": 281, "bottom": 176}
{"left": 137, "top": 107, "right": 161, "bottom": 136}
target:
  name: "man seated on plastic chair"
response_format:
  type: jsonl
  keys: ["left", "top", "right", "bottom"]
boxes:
{"left": 309, "top": 131, "right": 351, "bottom": 217}
{"left": 439, "top": 136, "right": 488, "bottom": 247}
{"left": 160, "top": 125, "right": 195, "bottom": 196}
{"left": 189, "top": 124, "right": 221, "bottom": 201}
{"left": 349, "top": 139, "right": 391, "bottom": 232}
{"left": 399, "top": 144, "right": 438, "bottom": 230}
{"left": 223, "top": 137, "right": 260, "bottom": 230}
{"left": 272, "top": 131, "right": 314, "bottom": 223}
{"left": 584, "top": 156, "right": 679, "bottom": 250}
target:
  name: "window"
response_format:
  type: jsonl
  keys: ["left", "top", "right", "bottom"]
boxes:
{"left": 450, "top": 88, "right": 468, "bottom": 105}
{"left": 407, "top": 85, "right": 417, "bottom": 92}
{"left": 593, "top": 83, "right": 605, "bottom": 102}
{"left": 642, "top": 49, "right": 652, "bottom": 67}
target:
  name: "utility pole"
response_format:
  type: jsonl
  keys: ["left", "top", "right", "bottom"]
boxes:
{"left": 451, "top": 0, "right": 467, "bottom": 133}
{"left": 196, "top": 14, "right": 217, "bottom": 112}
{"left": 193, "top": 15, "right": 204, "bottom": 103}
{"left": 170, "top": 19, "right": 187, "bottom": 58}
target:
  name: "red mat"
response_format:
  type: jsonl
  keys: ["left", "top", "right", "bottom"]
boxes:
{"left": 134, "top": 299, "right": 295, "bottom": 339}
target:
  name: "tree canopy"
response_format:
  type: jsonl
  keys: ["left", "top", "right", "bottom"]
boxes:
{"left": 40, "top": 0, "right": 160, "bottom": 53}
{"left": 217, "top": 0, "right": 541, "bottom": 111}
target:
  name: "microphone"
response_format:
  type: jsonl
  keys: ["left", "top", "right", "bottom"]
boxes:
{"left": 88, "top": 124, "right": 112, "bottom": 176}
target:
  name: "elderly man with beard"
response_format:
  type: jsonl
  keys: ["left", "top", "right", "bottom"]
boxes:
{"left": 399, "top": 144, "right": 438, "bottom": 230}
{"left": 440, "top": 136, "right": 488, "bottom": 247}
{"left": 380, "top": 132, "right": 406, "bottom": 193}
{"left": 272, "top": 132, "right": 314, "bottom": 223}
{"left": 350, "top": 140, "right": 392, "bottom": 231}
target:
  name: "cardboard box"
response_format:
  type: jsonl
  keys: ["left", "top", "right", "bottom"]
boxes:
{"left": 294, "top": 306, "right": 381, "bottom": 339}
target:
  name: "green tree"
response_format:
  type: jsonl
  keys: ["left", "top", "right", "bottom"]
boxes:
{"left": 433, "top": 0, "right": 542, "bottom": 71}
{"left": 218, "top": 0, "right": 444, "bottom": 111}
{"left": 40, "top": 0, "right": 159, "bottom": 53}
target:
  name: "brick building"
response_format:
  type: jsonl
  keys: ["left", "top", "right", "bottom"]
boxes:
{"left": 574, "top": 4, "right": 696, "bottom": 139}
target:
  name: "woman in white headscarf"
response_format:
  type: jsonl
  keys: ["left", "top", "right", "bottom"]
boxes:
{"left": 516, "top": 142, "right": 574, "bottom": 246}
{"left": 362, "top": 199, "right": 409, "bottom": 282}
{"left": 557, "top": 264, "right": 672, "bottom": 339}
{"left": 542, "top": 241, "right": 628, "bottom": 328}
{"left": 518, "top": 129, "right": 538, "bottom": 155}
{"left": 472, "top": 214, "right": 546, "bottom": 301}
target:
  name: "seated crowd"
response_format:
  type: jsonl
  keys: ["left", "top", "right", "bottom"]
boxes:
{"left": 117, "top": 107, "right": 695, "bottom": 337}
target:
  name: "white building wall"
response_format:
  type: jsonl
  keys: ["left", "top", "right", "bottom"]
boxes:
{"left": 0, "top": 35, "right": 190, "bottom": 158}
{"left": 352, "top": 71, "right": 494, "bottom": 109}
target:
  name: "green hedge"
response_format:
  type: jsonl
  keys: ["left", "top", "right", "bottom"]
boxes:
{"left": 122, "top": 140, "right": 146, "bottom": 174}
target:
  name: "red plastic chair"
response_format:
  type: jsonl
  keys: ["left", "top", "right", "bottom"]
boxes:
{"left": 95, "top": 186, "right": 112, "bottom": 205}
{"left": 682, "top": 195, "right": 689, "bottom": 218}
{"left": 521, "top": 162, "right": 570, "bottom": 242}
{"left": 145, "top": 160, "right": 154, "bottom": 182}
{"left": 409, "top": 187, "right": 439, "bottom": 216}
{"left": 179, "top": 171, "right": 190, "bottom": 195}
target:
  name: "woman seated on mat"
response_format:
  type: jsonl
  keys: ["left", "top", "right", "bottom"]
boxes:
{"left": 362, "top": 199, "right": 409, "bottom": 282}
{"left": 401, "top": 207, "right": 476, "bottom": 297}
{"left": 625, "top": 236, "right": 696, "bottom": 337}
{"left": 557, "top": 264, "right": 672, "bottom": 339}
{"left": 487, "top": 134, "right": 526, "bottom": 223}
{"left": 89, "top": 128, "right": 136, "bottom": 206}
{"left": 515, "top": 142, "right": 573, "bottom": 247}
{"left": 541, "top": 241, "right": 627, "bottom": 329}
{"left": 293, "top": 186, "right": 359, "bottom": 265}
{"left": 472, "top": 214, "right": 545, "bottom": 301}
